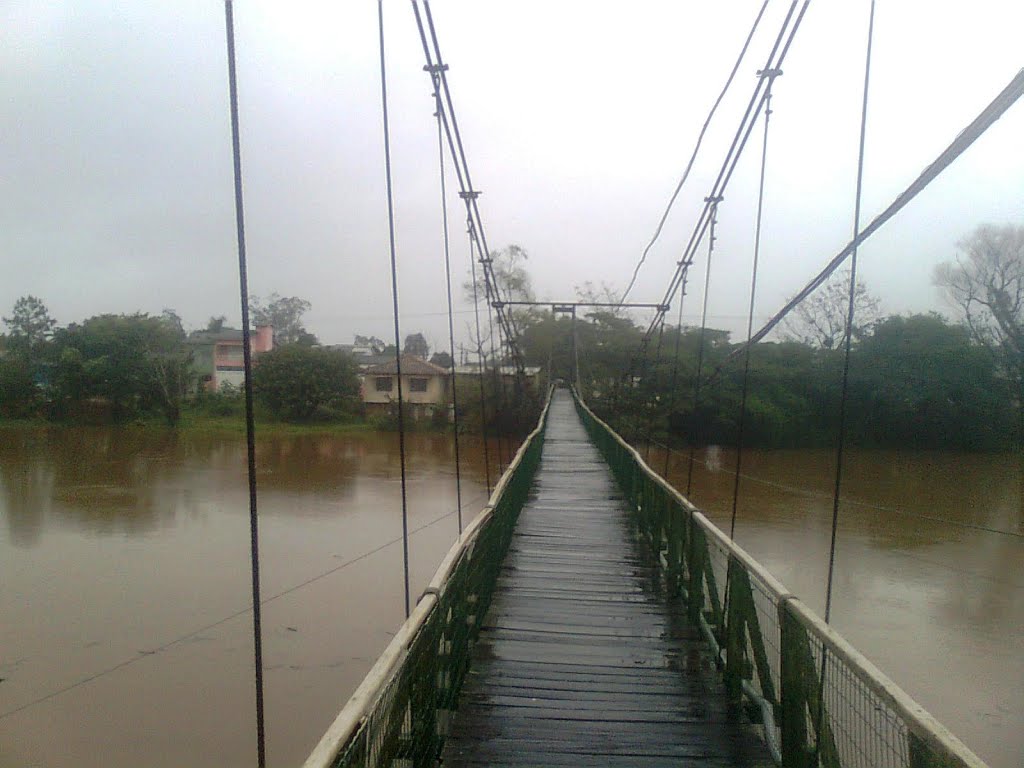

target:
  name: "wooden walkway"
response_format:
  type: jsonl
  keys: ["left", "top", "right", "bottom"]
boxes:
{"left": 442, "top": 390, "right": 773, "bottom": 767}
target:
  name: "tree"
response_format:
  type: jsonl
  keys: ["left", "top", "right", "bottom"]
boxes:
{"left": 0, "top": 356, "right": 41, "bottom": 418}
{"left": 934, "top": 224, "right": 1024, "bottom": 383}
{"left": 253, "top": 346, "right": 359, "bottom": 421}
{"left": 463, "top": 244, "right": 540, "bottom": 356}
{"left": 146, "top": 312, "right": 194, "bottom": 425}
{"left": 430, "top": 351, "right": 453, "bottom": 369}
{"left": 783, "top": 270, "right": 881, "bottom": 349}
{"left": 3, "top": 296, "right": 56, "bottom": 357}
{"left": 354, "top": 335, "right": 386, "bottom": 354}
{"left": 848, "top": 314, "right": 1013, "bottom": 449}
{"left": 51, "top": 313, "right": 192, "bottom": 424}
{"left": 403, "top": 332, "right": 429, "bottom": 359}
{"left": 250, "top": 293, "right": 315, "bottom": 346}
{"left": 206, "top": 315, "right": 228, "bottom": 332}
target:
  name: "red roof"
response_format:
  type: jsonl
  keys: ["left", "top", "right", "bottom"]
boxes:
{"left": 363, "top": 355, "right": 448, "bottom": 376}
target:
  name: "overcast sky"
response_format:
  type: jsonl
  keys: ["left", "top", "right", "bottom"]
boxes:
{"left": 3, "top": 1, "right": 1022, "bottom": 353}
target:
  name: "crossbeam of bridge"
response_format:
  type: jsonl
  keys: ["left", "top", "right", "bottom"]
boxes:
{"left": 442, "top": 389, "right": 772, "bottom": 766}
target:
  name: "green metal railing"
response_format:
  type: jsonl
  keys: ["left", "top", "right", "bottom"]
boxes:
{"left": 303, "top": 388, "right": 553, "bottom": 768}
{"left": 573, "top": 390, "right": 988, "bottom": 768}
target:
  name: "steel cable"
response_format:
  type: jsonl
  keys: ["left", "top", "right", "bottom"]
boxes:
{"left": 620, "top": 0, "right": 772, "bottom": 303}
{"left": 377, "top": 0, "right": 412, "bottom": 619}
{"left": 728, "top": 84, "right": 777, "bottom": 542}
{"left": 642, "top": 0, "right": 809, "bottom": 343}
{"left": 709, "top": 65, "right": 1024, "bottom": 380}
{"left": 222, "top": 2, "right": 265, "bottom": 763}
{"left": 434, "top": 85, "right": 464, "bottom": 532}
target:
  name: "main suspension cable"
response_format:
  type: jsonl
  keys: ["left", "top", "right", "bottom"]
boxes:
{"left": 710, "top": 65, "right": 1024, "bottom": 378}
{"left": 222, "top": 3, "right": 265, "bottom": 764}
{"left": 620, "top": 0, "right": 771, "bottom": 303}
{"left": 412, "top": 0, "right": 526, "bottom": 376}
{"left": 641, "top": 0, "right": 809, "bottom": 344}
{"left": 377, "top": 0, "right": 412, "bottom": 619}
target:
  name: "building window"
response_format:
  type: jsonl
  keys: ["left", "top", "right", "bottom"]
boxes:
{"left": 409, "top": 377, "right": 428, "bottom": 393}
{"left": 375, "top": 376, "right": 392, "bottom": 392}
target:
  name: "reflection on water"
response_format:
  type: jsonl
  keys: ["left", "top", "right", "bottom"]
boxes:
{"left": 657, "top": 444, "right": 1024, "bottom": 768}
{"left": 0, "top": 425, "right": 498, "bottom": 768}
{"left": 0, "top": 429, "right": 1021, "bottom": 767}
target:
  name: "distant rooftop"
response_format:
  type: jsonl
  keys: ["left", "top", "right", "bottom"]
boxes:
{"left": 364, "top": 355, "right": 448, "bottom": 376}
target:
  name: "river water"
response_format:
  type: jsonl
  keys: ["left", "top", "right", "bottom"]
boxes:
{"left": 0, "top": 427, "right": 1020, "bottom": 767}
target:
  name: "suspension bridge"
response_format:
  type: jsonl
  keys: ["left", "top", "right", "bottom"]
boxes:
{"left": 88, "top": 0, "right": 1021, "bottom": 766}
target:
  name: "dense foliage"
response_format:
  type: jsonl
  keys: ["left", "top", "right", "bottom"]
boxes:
{"left": 5, "top": 222, "right": 1022, "bottom": 448}
{"left": 552, "top": 312, "right": 1018, "bottom": 451}
{"left": 253, "top": 345, "right": 360, "bottom": 421}
{"left": 0, "top": 296, "right": 357, "bottom": 426}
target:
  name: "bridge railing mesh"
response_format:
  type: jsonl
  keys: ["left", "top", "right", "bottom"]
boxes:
{"left": 302, "top": 388, "right": 553, "bottom": 768}
{"left": 573, "top": 390, "right": 988, "bottom": 768}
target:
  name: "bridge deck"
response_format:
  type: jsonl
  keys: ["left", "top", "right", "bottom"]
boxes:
{"left": 442, "top": 390, "right": 772, "bottom": 767}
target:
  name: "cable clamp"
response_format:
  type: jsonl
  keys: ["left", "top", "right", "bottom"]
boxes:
{"left": 423, "top": 63, "right": 450, "bottom": 74}
{"left": 704, "top": 195, "right": 724, "bottom": 204}
{"left": 418, "top": 586, "right": 442, "bottom": 604}
{"left": 459, "top": 190, "right": 481, "bottom": 200}
{"left": 757, "top": 67, "right": 783, "bottom": 80}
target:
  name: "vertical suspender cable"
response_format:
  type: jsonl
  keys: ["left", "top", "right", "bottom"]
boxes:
{"left": 629, "top": 340, "right": 653, "bottom": 445}
{"left": 663, "top": 270, "right": 689, "bottom": 479}
{"left": 434, "top": 88, "right": 463, "bottom": 533}
{"left": 816, "top": 6, "right": 875, "bottom": 763}
{"left": 620, "top": 0, "right": 771, "bottom": 304}
{"left": 644, "top": 317, "right": 668, "bottom": 461}
{"left": 641, "top": 0, "right": 808, "bottom": 343}
{"left": 729, "top": 79, "right": 774, "bottom": 540}
{"left": 484, "top": 283, "right": 507, "bottom": 473}
{"left": 825, "top": 0, "right": 875, "bottom": 626}
{"left": 221, "top": 2, "right": 265, "bottom": 765}
{"left": 685, "top": 203, "right": 720, "bottom": 494}
{"left": 467, "top": 221, "right": 492, "bottom": 495}
{"left": 377, "top": 0, "right": 412, "bottom": 619}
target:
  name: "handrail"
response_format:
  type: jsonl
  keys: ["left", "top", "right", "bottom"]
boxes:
{"left": 572, "top": 389, "right": 988, "bottom": 768}
{"left": 303, "top": 386, "right": 554, "bottom": 768}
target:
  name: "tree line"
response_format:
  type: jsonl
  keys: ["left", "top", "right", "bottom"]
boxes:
{"left": 0, "top": 292, "right": 464, "bottom": 427}
{"left": 4, "top": 223, "right": 1021, "bottom": 448}
{"left": 505, "top": 225, "right": 1024, "bottom": 451}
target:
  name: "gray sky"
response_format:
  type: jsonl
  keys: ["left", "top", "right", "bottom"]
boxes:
{"left": 3, "top": 1, "right": 1023, "bottom": 353}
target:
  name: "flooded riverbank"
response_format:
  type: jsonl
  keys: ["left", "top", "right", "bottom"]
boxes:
{"left": 0, "top": 427, "right": 1020, "bottom": 767}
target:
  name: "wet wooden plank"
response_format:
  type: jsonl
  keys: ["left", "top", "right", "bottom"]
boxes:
{"left": 441, "top": 390, "right": 773, "bottom": 767}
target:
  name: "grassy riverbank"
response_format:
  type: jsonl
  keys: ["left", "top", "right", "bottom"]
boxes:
{"left": 0, "top": 411, "right": 460, "bottom": 437}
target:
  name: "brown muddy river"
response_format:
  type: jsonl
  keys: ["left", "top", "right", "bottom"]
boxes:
{"left": 0, "top": 427, "right": 1021, "bottom": 768}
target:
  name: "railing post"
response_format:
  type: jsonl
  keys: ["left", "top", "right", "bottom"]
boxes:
{"left": 725, "top": 559, "right": 746, "bottom": 706}
{"left": 780, "top": 602, "right": 809, "bottom": 768}
{"left": 687, "top": 523, "right": 706, "bottom": 626}
{"left": 665, "top": 499, "right": 685, "bottom": 598}
{"left": 409, "top": 618, "right": 440, "bottom": 767}
{"left": 909, "top": 732, "right": 957, "bottom": 768}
